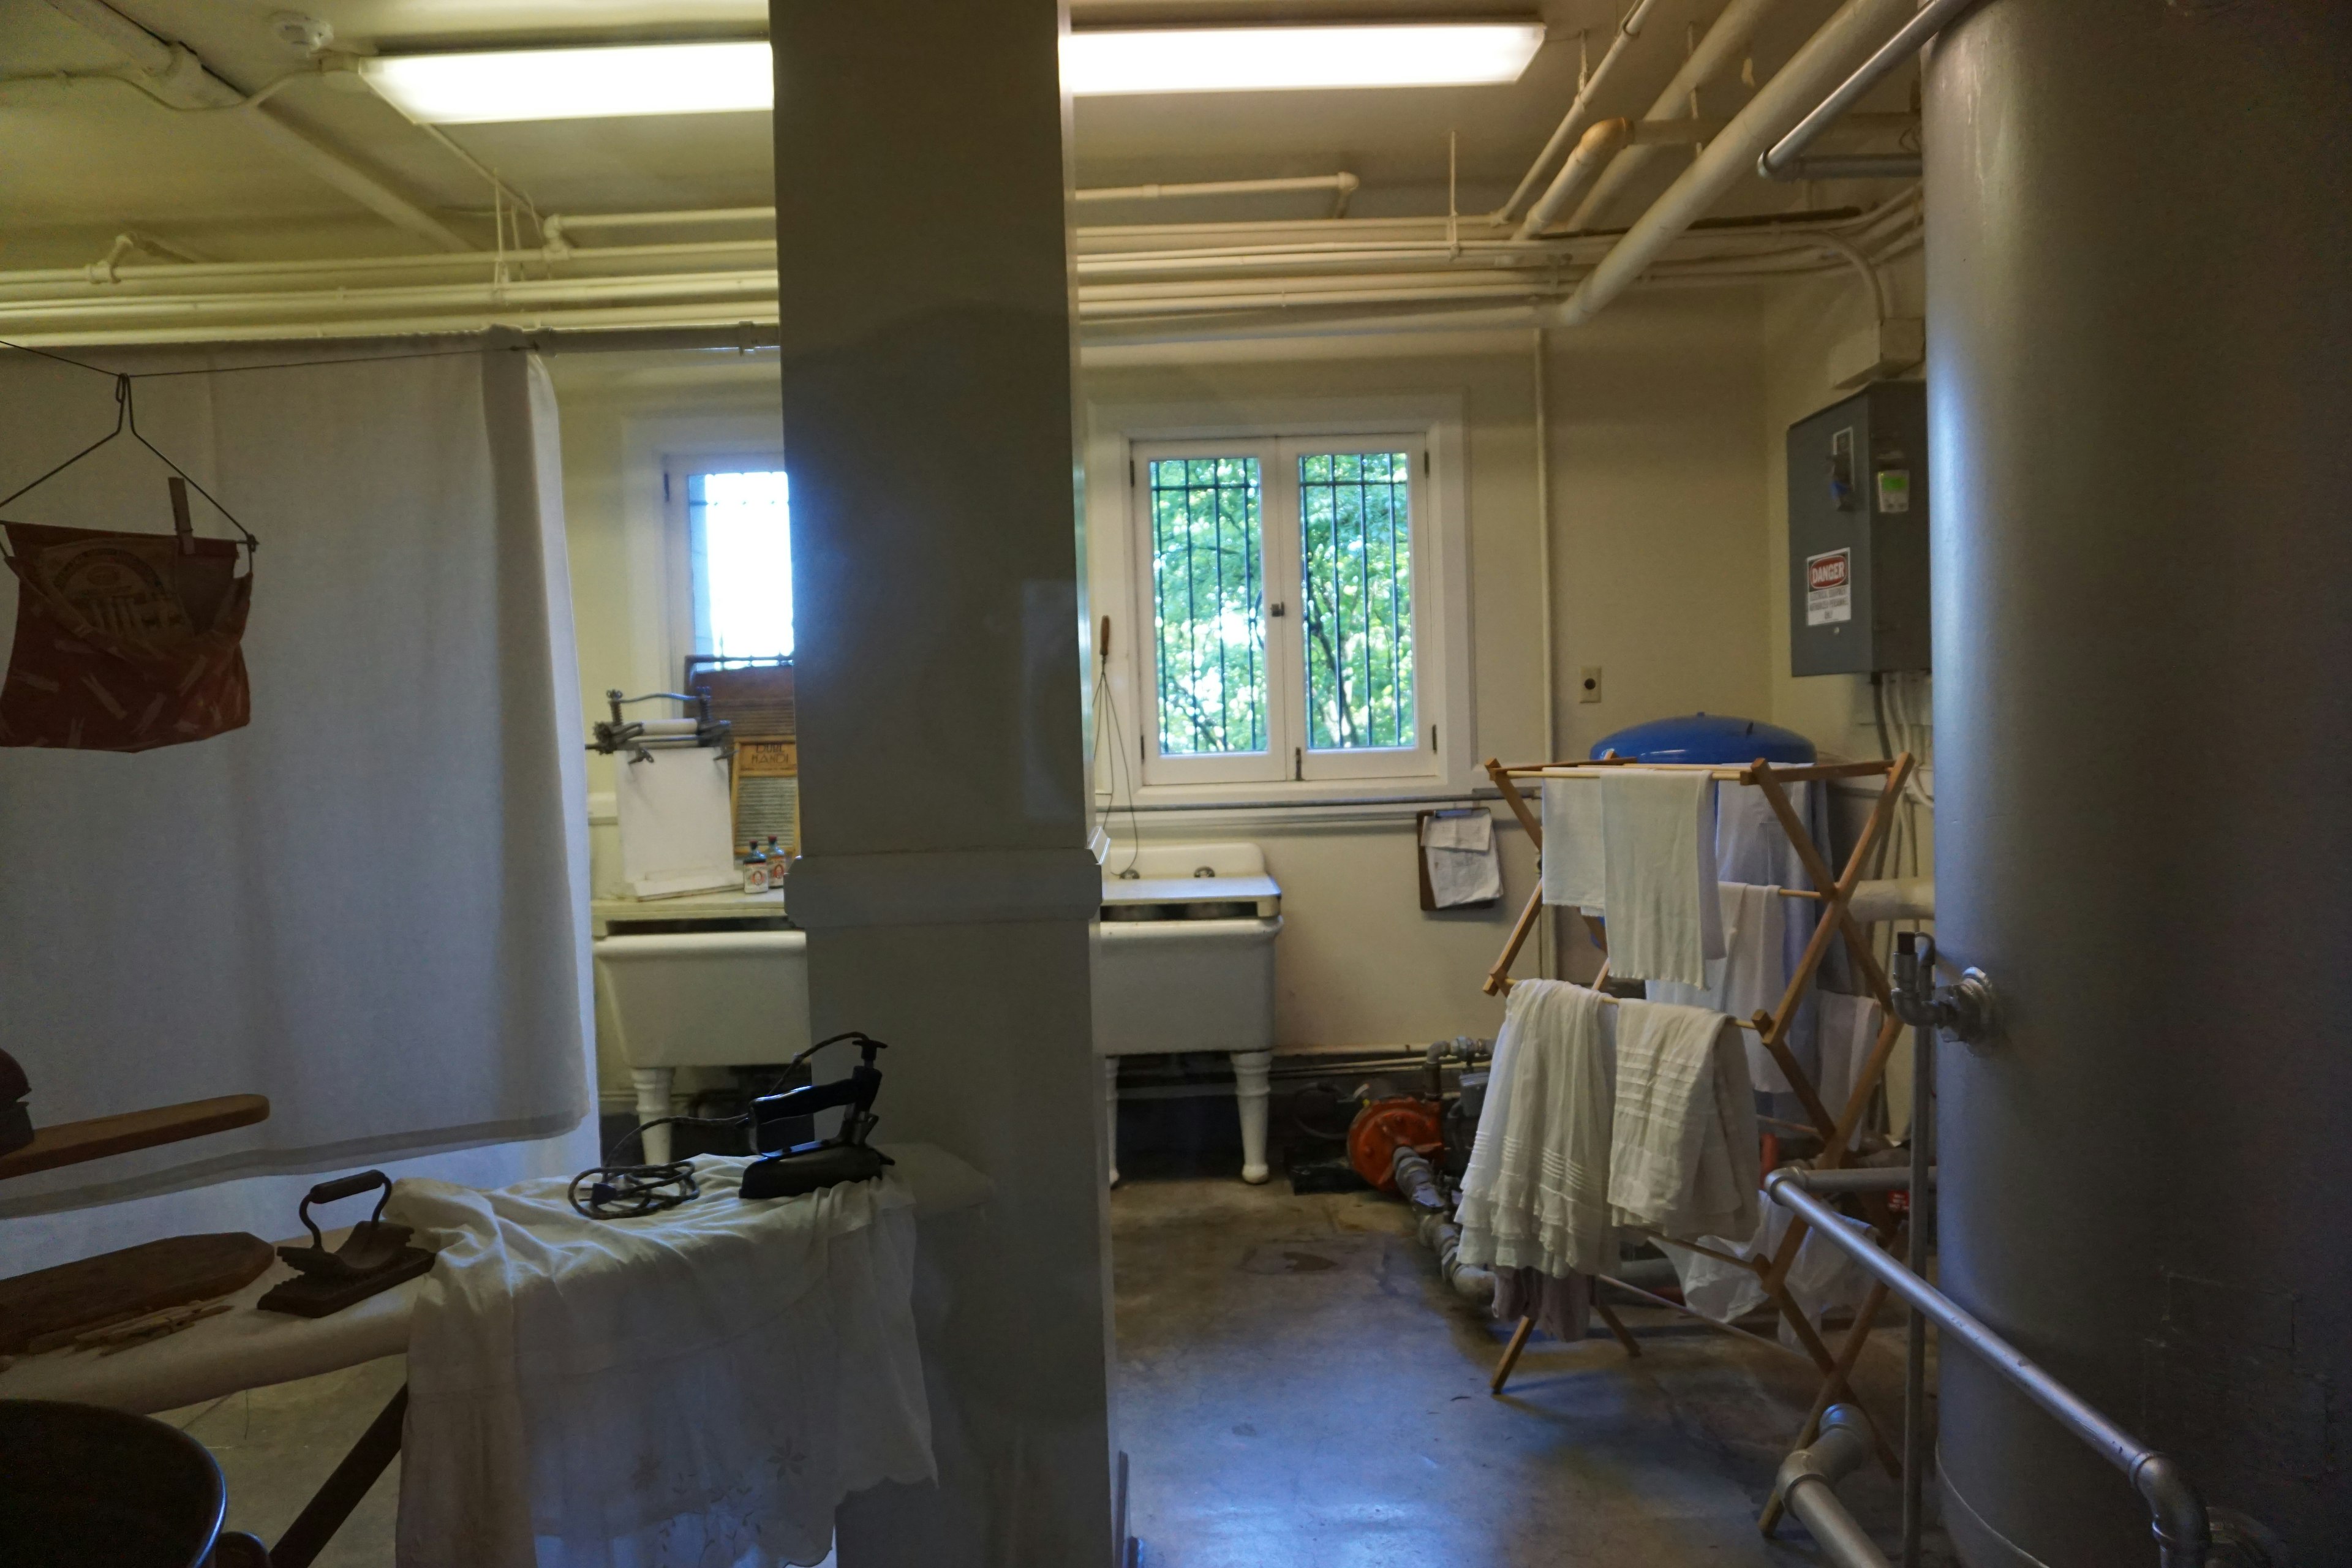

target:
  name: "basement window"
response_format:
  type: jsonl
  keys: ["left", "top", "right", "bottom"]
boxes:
{"left": 682, "top": 465, "right": 793, "bottom": 662}
{"left": 1133, "top": 434, "right": 1445, "bottom": 786}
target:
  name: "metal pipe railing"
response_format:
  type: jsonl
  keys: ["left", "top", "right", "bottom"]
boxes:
{"left": 1774, "top": 1406, "right": 1891, "bottom": 1567}
{"left": 1757, "top": 0, "right": 1983, "bottom": 181}
{"left": 1763, "top": 1169, "right": 2213, "bottom": 1566}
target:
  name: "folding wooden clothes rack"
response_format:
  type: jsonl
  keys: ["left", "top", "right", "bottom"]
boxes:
{"left": 1472, "top": 750, "right": 1919, "bottom": 1480}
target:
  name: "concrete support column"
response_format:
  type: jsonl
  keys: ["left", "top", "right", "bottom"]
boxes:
{"left": 769, "top": 5, "right": 1115, "bottom": 1566}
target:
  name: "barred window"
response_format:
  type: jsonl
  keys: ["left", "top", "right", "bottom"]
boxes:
{"left": 1130, "top": 434, "right": 1437, "bottom": 786}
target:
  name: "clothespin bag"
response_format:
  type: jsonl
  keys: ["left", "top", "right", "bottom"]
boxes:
{"left": 0, "top": 516, "right": 253, "bottom": 752}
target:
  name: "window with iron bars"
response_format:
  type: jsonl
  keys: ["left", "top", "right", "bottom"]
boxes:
{"left": 1133, "top": 435, "right": 1436, "bottom": 785}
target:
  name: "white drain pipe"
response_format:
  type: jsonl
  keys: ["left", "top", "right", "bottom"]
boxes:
{"left": 1562, "top": 0, "right": 1785, "bottom": 233}
{"left": 1547, "top": 0, "right": 1916, "bottom": 330}
{"left": 1494, "top": 0, "right": 1665, "bottom": 225}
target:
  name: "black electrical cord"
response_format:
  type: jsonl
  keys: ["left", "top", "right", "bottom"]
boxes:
{"left": 567, "top": 1112, "right": 748, "bottom": 1221}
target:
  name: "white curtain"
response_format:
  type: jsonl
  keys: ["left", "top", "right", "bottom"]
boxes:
{"left": 0, "top": 333, "right": 596, "bottom": 1248}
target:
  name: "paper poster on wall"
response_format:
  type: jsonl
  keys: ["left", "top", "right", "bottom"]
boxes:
{"left": 1806, "top": 548, "right": 1853, "bottom": 627}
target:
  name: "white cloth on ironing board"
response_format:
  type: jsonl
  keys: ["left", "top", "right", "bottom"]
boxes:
{"left": 1599, "top": 770, "right": 1725, "bottom": 986}
{"left": 1540, "top": 775, "right": 1607, "bottom": 912}
{"left": 1607, "top": 998, "right": 1760, "bottom": 1243}
{"left": 1455, "top": 979, "right": 1618, "bottom": 1282}
{"left": 1647, "top": 881, "right": 1804, "bottom": 1093}
{"left": 387, "top": 1158, "right": 932, "bottom": 1568}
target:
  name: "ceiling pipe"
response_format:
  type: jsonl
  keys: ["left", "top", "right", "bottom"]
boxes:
{"left": 37, "top": 0, "right": 471, "bottom": 253}
{"left": 1493, "top": 0, "right": 1665, "bottom": 225}
{"left": 1073, "top": 173, "right": 1360, "bottom": 214}
{"left": 1564, "top": 0, "right": 1785, "bottom": 232}
{"left": 1548, "top": 0, "right": 1918, "bottom": 330}
{"left": 1515, "top": 118, "right": 1630, "bottom": 242}
{"left": 1758, "top": 0, "right": 1981, "bottom": 179}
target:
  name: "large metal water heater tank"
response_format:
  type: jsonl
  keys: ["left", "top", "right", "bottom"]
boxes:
{"left": 1925, "top": 1, "right": 2351, "bottom": 1561}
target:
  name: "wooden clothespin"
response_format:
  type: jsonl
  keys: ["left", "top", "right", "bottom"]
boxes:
{"left": 168, "top": 475, "right": 194, "bottom": 556}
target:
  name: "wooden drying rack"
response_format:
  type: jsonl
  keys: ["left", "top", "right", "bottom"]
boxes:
{"left": 1473, "top": 748, "right": 1920, "bottom": 1486}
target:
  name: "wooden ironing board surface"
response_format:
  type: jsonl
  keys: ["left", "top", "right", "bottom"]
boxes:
{"left": 0, "top": 1094, "right": 270, "bottom": 1182}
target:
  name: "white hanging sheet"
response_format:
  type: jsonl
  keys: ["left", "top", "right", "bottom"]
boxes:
{"left": 0, "top": 335, "right": 594, "bottom": 1222}
{"left": 1597, "top": 769, "right": 1725, "bottom": 986}
{"left": 1455, "top": 979, "right": 1618, "bottom": 1281}
{"left": 1607, "top": 998, "right": 1760, "bottom": 1241}
{"left": 386, "top": 1159, "right": 932, "bottom": 1568}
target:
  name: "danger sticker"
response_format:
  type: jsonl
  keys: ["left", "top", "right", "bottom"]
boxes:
{"left": 1807, "top": 548, "right": 1853, "bottom": 627}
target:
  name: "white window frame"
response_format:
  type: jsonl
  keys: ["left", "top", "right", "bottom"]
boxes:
{"left": 662, "top": 448, "right": 788, "bottom": 679}
{"left": 1091, "top": 396, "right": 1475, "bottom": 805}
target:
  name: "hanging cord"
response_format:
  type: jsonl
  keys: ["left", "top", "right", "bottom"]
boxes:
{"left": 0, "top": 374, "right": 258, "bottom": 554}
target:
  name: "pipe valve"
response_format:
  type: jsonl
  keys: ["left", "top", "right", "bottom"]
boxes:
{"left": 1892, "top": 933, "right": 2001, "bottom": 1048}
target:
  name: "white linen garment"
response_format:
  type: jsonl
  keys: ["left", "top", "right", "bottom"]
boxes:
{"left": 1597, "top": 770, "right": 1725, "bottom": 986}
{"left": 387, "top": 1159, "right": 933, "bottom": 1568}
{"left": 1422, "top": 808, "right": 1503, "bottom": 907}
{"left": 1648, "top": 882, "right": 1803, "bottom": 1093}
{"left": 1455, "top": 979, "right": 1618, "bottom": 1281}
{"left": 1539, "top": 776, "right": 1607, "bottom": 912}
{"left": 1607, "top": 998, "right": 1760, "bottom": 1242}
{"left": 1814, "top": 991, "right": 1887, "bottom": 1148}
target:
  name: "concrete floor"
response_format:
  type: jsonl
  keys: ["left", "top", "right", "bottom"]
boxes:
{"left": 161, "top": 1169, "right": 1943, "bottom": 1567}
{"left": 1110, "top": 1167, "right": 1949, "bottom": 1567}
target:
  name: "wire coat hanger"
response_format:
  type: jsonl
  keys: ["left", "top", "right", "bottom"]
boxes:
{"left": 0, "top": 374, "right": 259, "bottom": 556}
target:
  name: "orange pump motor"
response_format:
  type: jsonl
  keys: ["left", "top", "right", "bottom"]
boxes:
{"left": 1346, "top": 1096, "right": 1444, "bottom": 1193}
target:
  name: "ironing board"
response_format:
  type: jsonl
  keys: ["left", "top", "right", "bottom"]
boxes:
{"left": 0, "top": 1144, "right": 990, "bottom": 1565}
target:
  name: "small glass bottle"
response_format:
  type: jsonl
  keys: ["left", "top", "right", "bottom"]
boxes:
{"left": 742, "top": 840, "right": 769, "bottom": 894}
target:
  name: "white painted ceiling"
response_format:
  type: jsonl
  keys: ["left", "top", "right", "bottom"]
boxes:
{"left": 0, "top": 0, "right": 1912, "bottom": 268}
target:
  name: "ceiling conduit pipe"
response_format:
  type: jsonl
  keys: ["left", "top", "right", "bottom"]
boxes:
{"left": 1547, "top": 0, "right": 1917, "bottom": 330}
{"left": 39, "top": 0, "right": 471, "bottom": 254}
{"left": 1514, "top": 118, "right": 1631, "bottom": 241}
{"left": 1562, "top": 0, "right": 1785, "bottom": 233}
{"left": 1073, "top": 173, "right": 1360, "bottom": 212}
{"left": 1493, "top": 0, "right": 1665, "bottom": 225}
{"left": 1757, "top": 0, "right": 1981, "bottom": 181}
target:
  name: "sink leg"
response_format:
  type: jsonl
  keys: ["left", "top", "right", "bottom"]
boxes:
{"left": 630, "top": 1067, "right": 676, "bottom": 1165}
{"left": 1231, "top": 1049, "right": 1273, "bottom": 1185}
{"left": 1103, "top": 1057, "right": 1121, "bottom": 1187}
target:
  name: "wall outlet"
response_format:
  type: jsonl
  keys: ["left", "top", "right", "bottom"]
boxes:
{"left": 1578, "top": 666, "right": 1603, "bottom": 704}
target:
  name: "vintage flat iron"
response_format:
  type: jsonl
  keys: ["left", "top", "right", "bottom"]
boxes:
{"left": 255, "top": 1169, "right": 435, "bottom": 1317}
{"left": 741, "top": 1031, "right": 894, "bottom": 1200}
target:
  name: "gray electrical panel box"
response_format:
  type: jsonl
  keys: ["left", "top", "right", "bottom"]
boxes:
{"left": 1787, "top": 380, "right": 1930, "bottom": 675}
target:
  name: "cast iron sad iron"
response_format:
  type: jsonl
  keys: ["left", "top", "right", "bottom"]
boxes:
{"left": 741, "top": 1031, "right": 894, "bottom": 1200}
{"left": 256, "top": 1169, "right": 435, "bottom": 1317}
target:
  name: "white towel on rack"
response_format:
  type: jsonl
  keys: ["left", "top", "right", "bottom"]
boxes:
{"left": 1599, "top": 770, "right": 1725, "bottom": 986}
{"left": 1814, "top": 992, "right": 1885, "bottom": 1150}
{"left": 1539, "top": 777, "right": 1606, "bottom": 912}
{"left": 1608, "top": 998, "right": 1759, "bottom": 1242}
{"left": 1648, "top": 882, "right": 1796, "bottom": 1093}
{"left": 1455, "top": 979, "right": 1618, "bottom": 1280}
{"left": 1715, "top": 780, "right": 1820, "bottom": 890}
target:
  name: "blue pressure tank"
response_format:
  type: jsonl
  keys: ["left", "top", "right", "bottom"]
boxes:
{"left": 1589, "top": 713, "right": 1816, "bottom": 766}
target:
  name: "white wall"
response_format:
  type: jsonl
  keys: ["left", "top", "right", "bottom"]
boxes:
{"left": 548, "top": 350, "right": 785, "bottom": 1102}
{"left": 1083, "top": 288, "right": 1787, "bottom": 1050}
{"left": 1758, "top": 251, "right": 1934, "bottom": 1127}
{"left": 548, "top": 279, "right": 1927, "bottom": 1065}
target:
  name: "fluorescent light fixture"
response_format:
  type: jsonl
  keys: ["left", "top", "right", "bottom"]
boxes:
{"left": 361, "top": 21, "right": 1544, "bottom": 125}
{"left": 362, "top": 40, "right": 772, "bottom": 124}
{"left": 1062, "top": 23, "right": 1546, "bottom": 95}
